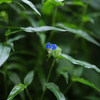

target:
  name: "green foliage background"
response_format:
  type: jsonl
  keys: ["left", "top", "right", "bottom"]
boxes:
{"left": 0, "top": 0, "right": 100, "bottom": 100}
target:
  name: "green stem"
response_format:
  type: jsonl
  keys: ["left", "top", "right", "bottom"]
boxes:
{"left": 46, "top": 58, "right": 56, "bottom": 83}
{"left": 26, "top": 88, "right": 32, "bottom": 100}
{"left": 63, "top": 81, "right": 73, "bottom": 94}
{"left": 79, "top": 0, "right": 91, "bottom": 61}
{"left": 80, "top": 0, "right": 91, "bottom": 28}
{"left": 48, "top": 6, "right": 58, "bottom": 41}
{"left": 3, "top": 63, "right": 7, "bottom": 100}
{"left": 40, "top": 58, "right": 56, "bottom": 100}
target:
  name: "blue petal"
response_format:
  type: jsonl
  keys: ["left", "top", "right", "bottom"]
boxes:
{"left": 45, "top": 42, "right": 51, "bottom": 49}
{"left": 51, "top": 44, "right": 57, "bottom": 51}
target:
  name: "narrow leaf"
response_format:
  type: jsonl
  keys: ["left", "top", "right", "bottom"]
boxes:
{"left": 0, "top": 43, "right": 12, "bottom": 67}
{"left": 46, "top": 82, "right": 66, "bottom": 100}
{"left": 21, "top": 26, "right": 66, "bottom": 32}
{"left": 5, "top": 29, "right": 23, "bottom": 36}
{"left": 65, "top": 1, "right": 85, "bottom": 7}
{"left": 73, "top": 78, "right": 100, "bottom": 92}
{"left": 21, "top": 0, "right": 41, "bottom": 16}
{"left": 7, "top": 35, "right": 25, "bottom": 43}
{"left": 7, "top": 84, "right": 26, "bottom": 100}
{"left": 0, "top": 0, "right": 13, "bottom": 4}
{"left": 57, "top": 54, "right": 100, "bottom": 73}
{"left": 24, "top": 70, "right": 34, "bottom": 86}
{"left": 57, "top": 23, "right": 100, "bottom": 46}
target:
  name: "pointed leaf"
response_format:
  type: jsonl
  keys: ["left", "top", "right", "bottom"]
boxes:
{"left": 73, "top": 78, "right": 100, "bottom": 92}
{"left": 0, "top": 43, "right": 12, "bottom": 67}
{"left": 21, "top": 0, "right": 41, "bottom": 16}
{"left": 8, "top": 72, "right": 21, "bottom": 85}
{"left": 57, "top": 23, "right": 100, "bottom": 46}
{"left": 21, "top": 26, "right": 67, "bottom": 33}
{"left": 7, "top": 84, "right": 26, "bottom": 100}
{"left": 45, "top": 82, "right": 66, "bottom": 100}
{"left": 24, "top": 70, "right": 34, "bottom": 86}
{"left": 57, "top": 54, "right": 100, "bottom": 74}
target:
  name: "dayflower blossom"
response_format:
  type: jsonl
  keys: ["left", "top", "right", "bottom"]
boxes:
{"left": 45, "top": 42, "right": 57, "bottom": 53}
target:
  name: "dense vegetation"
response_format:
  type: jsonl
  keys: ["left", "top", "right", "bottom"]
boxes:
{"left": 0, "top": 0, "right": 100, "bottom": 100}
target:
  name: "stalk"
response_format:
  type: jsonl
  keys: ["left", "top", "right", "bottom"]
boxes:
{"left": 40, "top": 58, "right": 56, "bottom": 100}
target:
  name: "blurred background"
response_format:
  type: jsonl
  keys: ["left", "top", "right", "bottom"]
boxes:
{"left": 0, "top": 0, "right": 100, "bottom": 100}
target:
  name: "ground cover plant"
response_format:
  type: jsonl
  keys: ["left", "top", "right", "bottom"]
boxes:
{"left": 0, "top": 0, "right": 100, "bottom": 100}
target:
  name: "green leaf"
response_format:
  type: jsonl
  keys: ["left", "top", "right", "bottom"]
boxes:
{"left": 7, "top": 84, "right": 26, "bottom": 100}
{"left": 57, "top": 23, "right": 100, "bottom": 46}
{"left": 21, "top": 26, "right": 67, "bottom": 33}
{"left": 8, "top": 72, "right": 25, "bottom": 100}
{"left": 48, "top": 0, "right": 64, "bottom": 6}
{"left": 65, "top": 1, "right": 85, "bottom": 7}
{"left": 0, "top": 43, "right": 12, "bottom": 67}
{"left": 7, "top": 35, "right": 25, "bottom": 43}
{"left": 24, "top": 70, "right": 34, "bottom": 86}
{"left": 5, "top": 29, "right": 23, "bottom": 36}
{"left": 45, "top": 82, "right": 66, "bottom": 100}
{"left": 58, "top": 54, "right": 100, "bottom": 74}
{"left": 58, "top": 70, "right": 68, "bottom": 84}
{"left": 8, "top": 71, "right": 21, "bottom": 85}
{"left": 21, "top": 0, "right": 41, "bottom": 16}
{"left": 38, "top": 33, "right": 46, "bottom": 45}
{"left": 1, "top": 26, "right": 66, "bottom": 35}
{"left": 0, "top": 0, "right": 13, "bottom": 4}
{"left": 14, "top": 0, "right": 26, "bottom": 11}
{"left": 42, "top": 1, "right": 54, "bottom": 15}
{"left": 73, "top": 78, "right": 100, "bottom": 92}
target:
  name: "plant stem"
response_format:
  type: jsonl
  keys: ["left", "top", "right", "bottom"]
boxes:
{"left": 26, "top": 88, "right": 32, "bottom": 100}
{"left": 40, "top": 58, "right": 56, "bottom": 100}
{"left": 79, "top": 0, "right": 91, "bottom": 61}
{"left": 3, "top": 63, "right": 7, "bottom": 100}
{"left": 63, "top": 81, "right": 73, "bottom": 94}
{"left": 48, "top": 6, "right": 58, "bottom": 41}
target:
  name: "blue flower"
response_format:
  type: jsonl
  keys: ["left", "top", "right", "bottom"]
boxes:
{"left": 45, "top": 42, "right": 57, "bottom": 53}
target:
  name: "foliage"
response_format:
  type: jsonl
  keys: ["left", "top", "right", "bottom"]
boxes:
{"left": 0, "top": 0, "right": 100, "bottom": 100}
